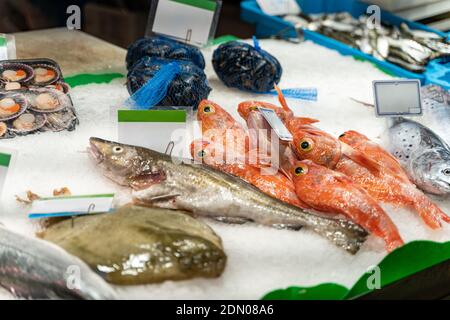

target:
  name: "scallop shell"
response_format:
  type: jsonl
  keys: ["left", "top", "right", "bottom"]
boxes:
{"left": 8, "top": 112, "right": 47, "bottom": 134}
{"left": 30, "top": 63, "right": 60, "bottom": 86}
{"left": 26, "top": 88, "right": 71, "bottom": 113}
{"left": 0, "top": 63, "right": 34, "bottom": 84}
{"left": 45, "top": 81, "right": 70, "bottom": 94}
{"left": 46, "top": 108, "right": 78, "bottom": 132}
{"left": 0, "top": 92, "right": 28, "bottom": 121}
{"left": 0, "top": 122, "right": 7, "bottom": 137}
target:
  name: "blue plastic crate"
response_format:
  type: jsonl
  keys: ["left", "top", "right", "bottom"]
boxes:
{"left": 241, "top": 0, "right": 449, "bottom": 89}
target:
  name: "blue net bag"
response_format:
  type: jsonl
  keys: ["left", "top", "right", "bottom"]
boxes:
{"left": 126, "top": 36, "right": 206, "bottom": 70}
{"left": 126, "top": 56, "right": 211, "bottom": 109}
{"left": 212, "top": 39, "right": 282, "bottom": 93}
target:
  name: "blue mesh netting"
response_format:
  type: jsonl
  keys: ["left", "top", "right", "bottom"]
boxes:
{"left": 212, "top": 40, "right": 282, "bottom": 93}
{"left": 127, "top": 56, "right": 211, "bottom": 108}
{"left": 126, "top": 36, "right": 206, "bottom": 70}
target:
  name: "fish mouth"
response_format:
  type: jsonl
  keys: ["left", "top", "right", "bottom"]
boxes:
{"left": 89, "top": 138, "right": 105, "bottom": 164}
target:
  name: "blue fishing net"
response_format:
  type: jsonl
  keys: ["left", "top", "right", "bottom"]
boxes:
{"left": 212, "top": 39, "right": 282, "bottom": 93}
{"left": 126, "top": 36, "right": 206, "bottom": 70}
{"left": 126, "top": 56, "right": 211, "bottom": 109}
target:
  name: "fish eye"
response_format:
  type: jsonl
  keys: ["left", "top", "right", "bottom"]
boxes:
{"left": 442, "top": 168, "right": 450, "bottom": 176}
{"left": 249, "top": 105, "right": 258, "bottom": 111}
{"left": 113, "top": 146, "right": 124, "bottom": 154}
{"left": 203, "top": 105, "right": 214, "bottom": 113}
{"left": 299, "top": 138, "right": 314, "bottom": 152}
{"left": 197, "top": 150, "right": 206, "bottom": 158}
{"left": 294, "top": 165, "right": 308, "bottom": 176}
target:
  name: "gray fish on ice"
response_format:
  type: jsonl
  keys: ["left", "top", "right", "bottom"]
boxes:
{"left": 89, "top": 137, "right": 368, "bottom": 254}
{"left": 385, "top": 117, "right": 450, "bottom": 196}
{"left": 0, "top": 226, "right": 117, "bottom": 300}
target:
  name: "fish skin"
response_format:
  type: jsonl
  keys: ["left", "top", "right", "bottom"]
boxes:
{"left": 190, "top": 139, "right": 309, "bottom": 209}
{"left": 337, "top": 129, "right": 450, "bottom": 229}
{"left": 291, "top": 160, "right": 404, "bottom": 252}
{"left": 39, "top": 205, "right": 226, "bottom": 285}
{"left": 89, "top": 137, "right": 368, "bottom": 254}
{"left": 384, "top": 117, "right": 450, "bottom": 196}
{"left": 0, "top": 226, "right": 117, "bottom": 300}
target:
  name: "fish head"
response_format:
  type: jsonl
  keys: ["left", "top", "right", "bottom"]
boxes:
{"left": 338, "top": 130, "right": 369, "bottom": 147}
{"left": 290, "top": 125, "right": 342, "bottom": 168}
{"left": 89, "top": 137, "right": 166, "bottom": 190}
{"left": 413, "top": 151, "right": 450, "bottom": 195}
{"left": 290, "top": 159, "right": 324, "bottom": 186}
{"left": 197, "top": 100, "right": 237, "bottom": 132}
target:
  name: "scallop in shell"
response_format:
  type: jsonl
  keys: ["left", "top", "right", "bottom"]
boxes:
{"left": 9, "top": 112, "right": 47, "bottom": 133}
{"left": 0, "top": 92, "right": 28, "bottom": 121}
{"left": 27, "top": 88, "right": 71, "bottom": 113}
{"left": 46, "top": 108, "right": 78, "bottom": 132}
{"left": 0, "top": 122, "right": 7, "bottom": 137}
{"left": 45, "top": 81, "right": 70, "bottom": 94}
{"left": 0, "top": 63, "right": 34, "bottom": 83}
{"left": 31, "top": 63, "right": 60, "bottom": 85}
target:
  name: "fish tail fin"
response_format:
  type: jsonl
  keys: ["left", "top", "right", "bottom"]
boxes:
{"left": 311, "top": 216, "right": 368, "bottom": 254}
{"left": 412, "top": 192, "right": 450, "bottom": 228}
{"left": 274, "top": 84, "right": 292, "bottom": 113}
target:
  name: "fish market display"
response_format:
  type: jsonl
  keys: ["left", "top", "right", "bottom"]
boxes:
{"left": 39, "top": 205, "right": 226, "bottom": 285}
{"left": 285, "top": 12, "right": 449, "bottom": 72}
{"left": 126, "top": 36, "right": 210, "bottom": 109}
{"left": 126, "top": 36, "right": 205, "bottom": 70}
{"left": 383, "top": 118, "right": 450, "bottom": 196}
{"left": 291, "top": 160, "right": 403, "bottom": 252}
{"left": 0, "top": 226, "right": 117, "bottom": 300}
{"left": 0, "top": 59, "right": 77, "bottom": 139}
{"left": 212, "top": 40, "right": 282, "bottom": 92}
{"left": 89, "top": 137, "right": 368, "bottom": 254}
{"left": 338, "top": 131, "right": 450, "bottom": 229}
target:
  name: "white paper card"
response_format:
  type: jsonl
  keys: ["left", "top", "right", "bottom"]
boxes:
{"left": 29, "top": 194, "right": 115, "bottom": 219}
{"left": 257, "top": 0, "right": 301, "bottom": 16}
{"left": 117, "top": 110, "right": 191, "bottom": 158}
{"left": 0, "top": 150, "right": 13, "bottom": 198}
{"left": 258, "top": 107, "right": 293, "bottom": 141}
{"left": 373, "top": 80, "right": 422, "bottom": 117}
{"left": 152, "top": 0, "right": 216, "bottom": 46}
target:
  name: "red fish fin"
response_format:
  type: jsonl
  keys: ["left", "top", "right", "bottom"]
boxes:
{"left": 341, "top": 142, "right": 382, "bottom": 176}
{"left": 289, "top": 117, "right": 320, "bottom": 126}
{"left": 274, "top": 84, "right": 292, "bottom": 113}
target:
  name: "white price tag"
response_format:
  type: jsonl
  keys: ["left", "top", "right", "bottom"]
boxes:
{"left": 28, "top": 194, "right": 115, "bottom": 219}
{"left": 373, "top": 80, "right": 422, "bottom": 117}
{"left": 256, "top": 0, "right": 301, "bottom": 16}
{"left": 258, "top": 107, "right": 293, "bottom": 141}
{"left": 148, "top": 0, "right": 221, "bottom": 47}
{"left": 117, "top": 109, "right": 191, "bottom": 157}
{"left": 0, "top": 149, "right": 13, "bottom": 198}
{"left": 0, "top": 34, "right": 16, "bottom": 60}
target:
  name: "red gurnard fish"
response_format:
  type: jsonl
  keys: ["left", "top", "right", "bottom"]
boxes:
{"left": 337, "top": 130, "right": 450, "bottom": 229}
{"left": 291, "top": 160, "right": 404, "bottom": 252}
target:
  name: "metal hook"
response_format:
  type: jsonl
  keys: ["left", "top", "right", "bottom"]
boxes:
{"left": 185, "top": 28, "right": 192, "bottom": 44}
{"left": 165, "top": 141, "right": 175, "bottom": 156}
{"left": 71, "top": 203, "right": 96, "bottom": 228}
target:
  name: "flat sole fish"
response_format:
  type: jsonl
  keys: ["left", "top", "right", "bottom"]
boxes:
{"left": 89, "top": 137, "right": 368, "bottom": 254}
{"left": 0, "top": 226, "right": 117, "bottom": 300}
{"left": 39, "top": 205, "right": 227, "bottom": 285}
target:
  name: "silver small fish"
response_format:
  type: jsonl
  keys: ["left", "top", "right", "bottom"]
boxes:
{"left": 0, "top": 226, "right": 117, "bottom": 300}
{"left": 385, "top": 117, "right": 450, "bottom": 196}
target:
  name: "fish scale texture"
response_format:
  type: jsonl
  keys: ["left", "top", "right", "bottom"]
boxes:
{"left": 0, "top": 39, "right": 449, "bottom": 300}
